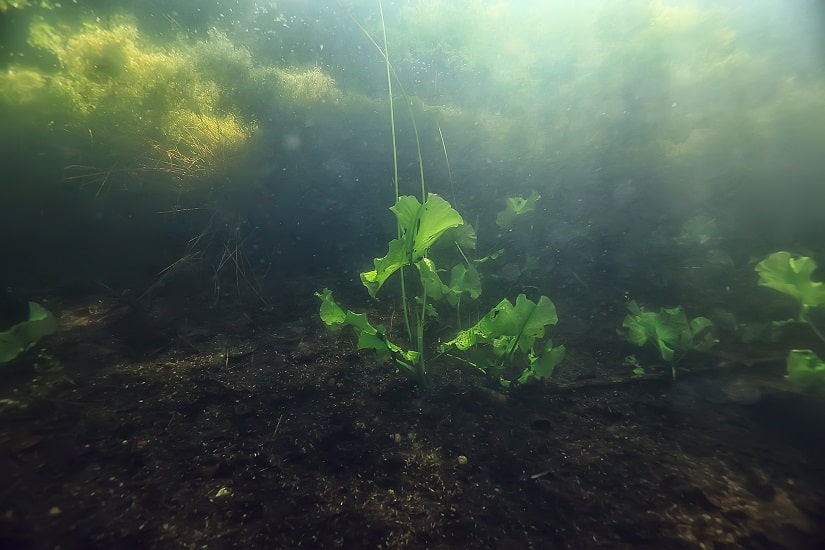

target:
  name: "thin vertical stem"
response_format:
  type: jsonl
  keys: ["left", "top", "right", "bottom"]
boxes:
{"left": 439, "top": 125, "right": 456, "bottom": 206}
{"left": 379, "top": 0, "right": 399, "bottom": 204}
{"left": 378, "top": 0, "right": 412, "bottom": 342}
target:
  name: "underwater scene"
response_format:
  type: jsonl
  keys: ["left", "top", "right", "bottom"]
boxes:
{"left": 1, "top": 0, "right": 825, "bottom": 547}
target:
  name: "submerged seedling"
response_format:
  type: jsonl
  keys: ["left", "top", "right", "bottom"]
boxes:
{"left": 0, "top": 302, "right": 58, "bottom": 364}
{"left": 316, "top": 3, "right": 563, "bottom": 389}
{"left": 361, "top": 194, "right": 464, "bottom": 298}
{"left": 495, "top": 190, "right": 541, "bottom": 230}
{"left": 439, "top": 293, "right": 565, "bottom": 387}
{"left": 756, "top": 251, "right": 825, "bottom": 344}
{"left": 756, "top": 251, "right": 825, "bottom": 392}
{"left": 785, "top": 349, "right": 825, "bottom": 394}
{"left": 621, "top": 300, "right": 715, "bottom": 380}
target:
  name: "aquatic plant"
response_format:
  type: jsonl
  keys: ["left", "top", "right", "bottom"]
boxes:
{"left": 2, "top": 9, "right": 355, "bottom": 189}
{"left": 756, "top": 252, "right": 825, "bottom": 335}
{"left": 755, "top": 251, "right": 825, "bottom": 392}
{"left": 0, "top": 302, "right": 57, "bottom": 365}
{"left": 316, "top": 2, "right": 562, "bottom": 387}
{"left": 317, "top": 207, "right": 563, "bottom": 387}
{"left": 676, "top": 215, "right": 718, "bottom": 246}
{"left": 361, "top": 194, "right": 464, "bottom": 297}
{"left": 439, "top": 294, "right": 565, "bottom": 387}
{"left": 0, "top": 67, "right": 47, "bottom": 105}
{"left": 621, "top": 300, "right": 715, "bottom": 380}
{"left": 270, "top": 66, "right": 340, "bottom": 107}
{"left": 317, "top": 192, "right": 470, "bottom": 385}
{"left": 495, "top": 191, "right": 541, "bottom": 230}
{"left": 317, "top": 288, "right": 421, "bottom": 377}
{"left": 0, "top": 14, "right": 257, "bottom": 184}
{"left": 785, "top": 350, "right": 825, "bottom": 395}
{"left": 316, "top": 1, "right": 441, "bottom": 385}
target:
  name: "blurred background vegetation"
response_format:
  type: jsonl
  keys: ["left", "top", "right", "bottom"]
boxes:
{"left": 0, "top": 0, "right": 823, "bottom": 328}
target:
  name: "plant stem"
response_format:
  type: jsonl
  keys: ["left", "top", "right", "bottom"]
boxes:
{"left": 378, "top": 0, "right": 413, "bottom": 343}
{"left": 378, "top": 0, "right": 398, "bottom": 204}
{"left": 442, "top": 352, "right": 486, "bottom": 374}
{"left": 358, "top": 3, "right": 426, "bottom": 202}
{"left": 417, "top": 285, "right": 429, "bottom": 385}
{"left": 438, "top": 125, "right": 457, "bottom": 207}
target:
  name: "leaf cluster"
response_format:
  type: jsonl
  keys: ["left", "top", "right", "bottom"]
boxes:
{"left": 361, "top": 193, "right": 465, "bottom": 298}
{"left": 756, "top": 251, "right": 825, "bottom": 393}
{"left": 318, "top": 193, "right": 563, "bottom": 387}
{"left": 320, "top": 194, "right": 477, "bottom": 384}
{"left": 621, "top": 300, "right": 715, "bottom": 378}
{"left": 495, "top": 190, "right": 541, "bottom": 230}
{"left": 439, "top": 294, "right": 565, "bottom": 386}
{"left": 316, "top": 288, "right": 420, "bottom": 375}
{"left": 756, "top": 251, "right": 825, "bottom": 319}
{"left": 786, "top": 350, "right": 825, "bottom": 395}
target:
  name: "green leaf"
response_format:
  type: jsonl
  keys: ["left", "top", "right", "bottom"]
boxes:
{"left": 345, "top": 312, "right": 417, "bottom": 366}
{"left": 315, "top": 292, "right": 419, "bottom": 374}
{"left": 756, "top": 251, "right": 825, "bottom": 313}
{"left": 441, "top": 294, "right": 561, "bottom": 383}
{"left": 519, "top": 342, "right": 566, "bottom": 383}
{"left": 786, "top": 349, "right": 825, "bottom": 393}
{"left": 495, "top": 190, "right": 541, "bottom": 229}
{"left": 621, "top": 302, "right": 715, "bottom": 365}
{"left": 361, "top": 194, "right": 464, "bottom": 298}
{"left": 0, "top": 302, "right": 58, "bottom": 365}
{"left": 315, "top": 288, "right": 347, "bottom": 329}
{"left": 621, "top": 301, "right": 657, "bottom": 346}
{"left": 417, "top": 257, "right": 447, "bottom": 301}
{"left": 677, "top": 215, "right": 717, "bottom": 246}
{"left": 447, "top": 223, "right": 477, "bottom": 250}
{"left": 343, "top": 310, "right": 374, "bottom": 334}
{"left": 441, "top": 328, "right": 476, "bottom": 351}
{"left": 360, "top": 238, "right": 407, "bottom": 298}
{"left": 506, "top": 294, "right": 558, "bottom": 354}
{"left": 446, "top": 264, "right": 481, "bottom": 305}
{"left": 357, "top": 322, "right": 420, "bottom": 372}
{"left": 414, "top": 259, "right": 482, "bottom": 308}
{"left": 440, "top": 298, "right": 509, "bottom": 351}
{"left": 442, "top": 294, "right": 558, "bottom": 352}
{"left": 391, "top": 194, "right": 464, "bottom": 262}
{"left": 655, "top": 340, "right": 674, "bottom": 363}
{"left": 689, "top": 316, "right": 713, "bottom": 335}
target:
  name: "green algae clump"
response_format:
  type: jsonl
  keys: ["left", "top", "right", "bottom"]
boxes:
{"left": 3, "top": 15, "right": 256, "bottom": 184}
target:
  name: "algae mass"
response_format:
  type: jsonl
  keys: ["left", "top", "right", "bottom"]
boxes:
{"left": 0, "top": 12, "right": 341, "bottom": 189}
{"left": 2, "top": 16, "right": 250, "bottom": 182}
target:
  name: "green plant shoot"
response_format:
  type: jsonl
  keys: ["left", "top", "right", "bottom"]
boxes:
{"left": 315, "top": 288, "right": 420, "bottom": 375}
{"left": 755, "top": 252, "right": 825, "bottom": 393}
{"left": 756, "top": 251, "right": 825, "bottom": 345}
{"left": 495, "top": 190, "right": 541, "bottom": 229}
{"left": 440, "top": 294, "right": 565, "bottom": 386}
{"left": 417, "top": 259, "right": 481, "bottom": 307}
{"left": 0, "top": 302, "right": 58, "bottom": 364}
{"left": 621, "top": 301, "right": 715, "bottom": 380}
{"left": 786, "top": 349, "right": 825, "bottom": 394}
{"left": 361, "top": 194, "right": 464, "bottom": 298}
